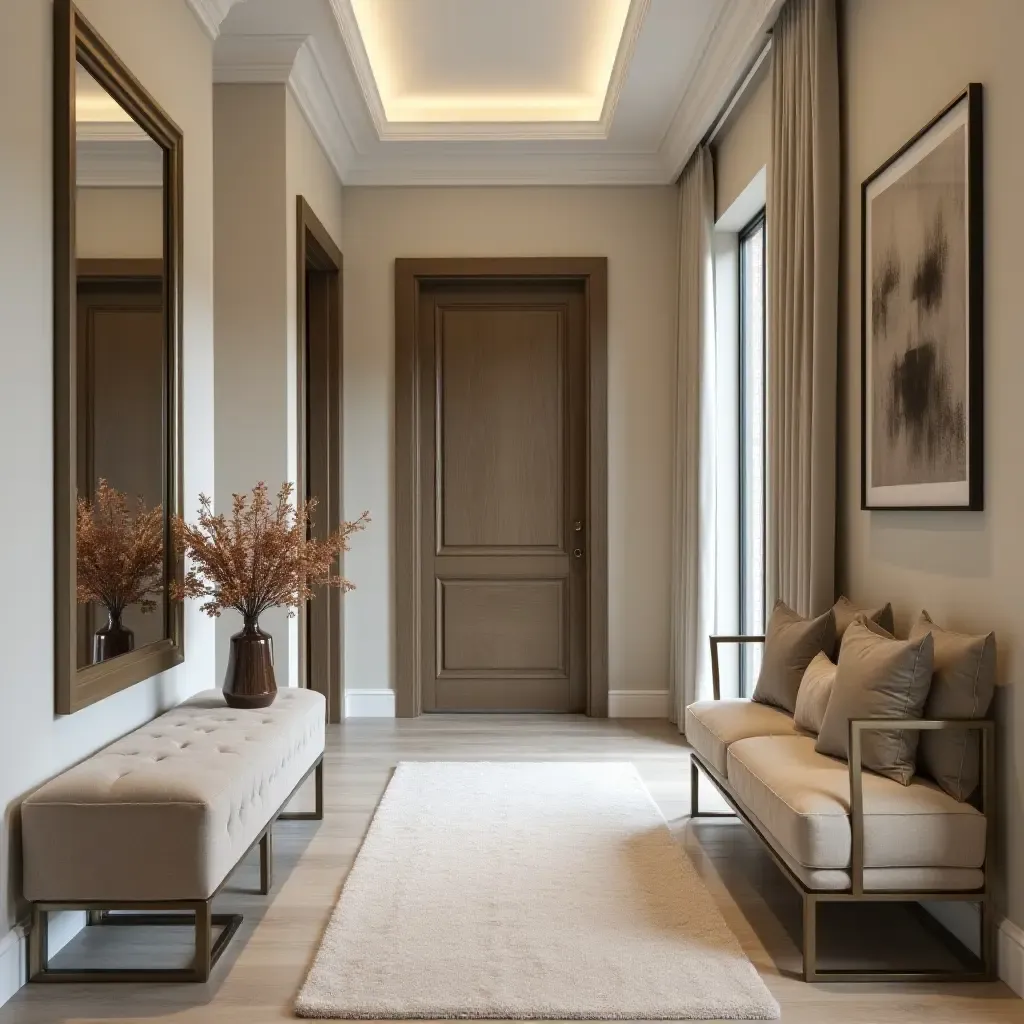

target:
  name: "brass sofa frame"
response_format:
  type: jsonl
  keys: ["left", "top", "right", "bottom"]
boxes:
{"left": 28, "top": 756, "right": 324, "bottom": 984}
{"left": 691, "top": 635, "right": 996, "bottom": 982}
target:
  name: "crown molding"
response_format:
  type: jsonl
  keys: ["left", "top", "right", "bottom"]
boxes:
{"left": 326, "top": 0, "right": 650, "bottom": 144}
{"left": 213, "top": 34, "right": 307, "bottom": 83}
{"left": 288, "top": 39, "right": 358, "bottom": 183}
{"left": 77, "top": 139, "right": 163, "bottom": 188}
{"left": 183, "top": 0, "right": 243, "bottom": 41}
{"left": 599, "top": 0, "right": 650, "bottom": 127}
{"left": 342, "top": 150, "right": 669, "bottom": 188}
{"left": 659, "top": 0, "right": 783, "bottom": 180}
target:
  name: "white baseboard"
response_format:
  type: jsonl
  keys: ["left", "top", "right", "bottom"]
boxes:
{"left": 922, "top": 901, "right": 1024, "bottom": 997}
{"left": 0, "top": 910, "right": 85, "bottom": 1009}
{"left": 608, "top": 689, "right": 670, "bottom": 718}
{"left": 345, "top": 687, "right": 396, "bottom": 718}
{"left": 1000, "top": 916, "right": 1024, "bottom": 997}
{"left": 0, "top": 924, "right": 26, "bottom": 1009}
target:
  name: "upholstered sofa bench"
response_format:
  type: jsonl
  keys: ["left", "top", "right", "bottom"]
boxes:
{"left": 22, "top": 687, "right": 326, "bottom": 982}
{"left": 686, "top": 632, "right": 995, "bottom": 983}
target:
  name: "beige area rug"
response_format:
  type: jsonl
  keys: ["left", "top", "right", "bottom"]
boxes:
{"left": 296, "top": 762, "right": 779, "bottom": 1020}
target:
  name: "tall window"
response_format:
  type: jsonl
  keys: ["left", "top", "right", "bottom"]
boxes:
{"left": 738, "top": 212, "right": 766, "bottom": 694}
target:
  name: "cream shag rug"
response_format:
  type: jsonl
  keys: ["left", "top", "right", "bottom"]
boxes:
{"left": 296, "top": 762, "right": 779, "bottom": 1020}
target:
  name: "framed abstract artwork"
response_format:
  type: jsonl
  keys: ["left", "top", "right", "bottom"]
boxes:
{"left": 861, "top": 84, "right": 983, "bottom": 510}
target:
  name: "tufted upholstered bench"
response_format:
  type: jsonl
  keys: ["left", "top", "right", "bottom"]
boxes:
{"left": 22, "top": 687, "right": 325, "bottom": 982}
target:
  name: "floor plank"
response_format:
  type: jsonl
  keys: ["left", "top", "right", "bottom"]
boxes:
{"left": 2, "top": 714, "right": 1022, "bottom": 1023}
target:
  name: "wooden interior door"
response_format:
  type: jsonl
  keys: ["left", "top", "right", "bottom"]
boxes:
{"left": 418, "top": 281, "right": 587, "bottom": 712}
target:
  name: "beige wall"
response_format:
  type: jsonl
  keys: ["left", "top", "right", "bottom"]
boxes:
{"left": 213, "top": 85, "right": 344, "bottom": 687}
{"left": 838, "top": 0, "right": 1024, "bottom": 929}
{"left": 341, "top": 186, "right": 678, "bottom": 702}
{"left": 76, "top": 187, "right": 163, "bottom": 259}
{"left": 713, "top": 61, "right": 771, "bottom": 221}
{"left": 0, "top": 0, "right": 215, "bottom": 995}
{"left": 213, "top": 84, "right": 290, "bottom": 681}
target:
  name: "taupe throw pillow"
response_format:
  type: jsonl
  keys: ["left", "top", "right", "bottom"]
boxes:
{"left": 815, "top": 617, "right": 934, "bottom": 785}
{"left": 910, "top": 610, "right": 996, "bottom": 801}
{"left": 751, "top": 601, "right": 836, "bottom": 714}
{"left": 793, "top": 652, "right": 837, "bottom": 734}
{"left": 832, "top": 595, "right": 895, "bottom": 659}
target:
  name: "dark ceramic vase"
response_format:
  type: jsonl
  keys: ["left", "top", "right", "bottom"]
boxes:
{"left": 224, "top": 616, "right": 277, "bottom": 709}
{"left": 93, "top": 609, "right": 134, "bottom": 664}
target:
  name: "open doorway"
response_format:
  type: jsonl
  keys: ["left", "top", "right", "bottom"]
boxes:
{"left": 296, "top": 197, "right": 343, "bottom": 722}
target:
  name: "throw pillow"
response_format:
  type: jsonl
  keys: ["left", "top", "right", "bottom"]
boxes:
{"left": 794, "top": 652, "right": 837, "bottom": 734}
{"left": 832, "top": 595, "right": 895, "bottom": 659}
{"left": 751, "top": 601, "right": 836, "bottom": 714}
{"left": 815, "top": 616, "right": 934, "bottom": 785}
{"left": 910, "top": 610, "right": 996, "bottom": 801}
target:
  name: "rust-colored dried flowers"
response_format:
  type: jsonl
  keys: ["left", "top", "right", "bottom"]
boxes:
{"left": 172, "top": 482, "right": 369, "bottom": 622}
{"left": 76, "top": 479, "right": 165, "bottom": 615}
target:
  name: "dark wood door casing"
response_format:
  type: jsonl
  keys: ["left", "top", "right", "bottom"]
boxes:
{"left": 295, "top": 197, "right": 344, "bottom": 723}
{"left": 394, "top": 258, "right": 608, "bottom": 718}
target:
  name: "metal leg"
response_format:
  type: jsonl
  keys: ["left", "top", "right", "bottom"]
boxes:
{"left": 981, "top": 896, "right": 997, "bottom": 981}
{"left": 86, "top": 910, "right": 105, "bottom": 926}
{"left": 688, "top": 756, "right": 734, "bottom": 818}
{"left": 193, "top": 901, "right": 212, "bottom": 982}
{"left": 803, "top": 894, "right": 819, "bottom": 983}
{"left": 29, "top": 906, "right": 48, "bottom": 980}
{"left": 259, "top": 829, "right": 273, "bottom": 895}
{"left": 278, "top": 757, "right": 325, "bottom": 821}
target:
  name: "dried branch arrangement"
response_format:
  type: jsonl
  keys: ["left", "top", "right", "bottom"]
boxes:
{"left": 76, "top": 479, "right": 165, "bottom": 615}
{"left": 172, "top": 482, "right": 369, "bottom": 622}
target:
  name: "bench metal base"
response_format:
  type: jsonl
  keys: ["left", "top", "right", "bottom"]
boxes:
{"left": 28, "top": 756, "right": 324, "bottom": 984}
{"left": 689, "top": 754, "right": 995, "bottom": 983}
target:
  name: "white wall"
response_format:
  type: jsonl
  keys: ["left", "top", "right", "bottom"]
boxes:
{"left": 838, "top": 0, "right": 1024, "bottom": 935}
{"left": 0, "top": 0, "right": 215, "bottom": 1003}
{"left": 341, "top": 186, "right": 678, "bottom": 704}
{"left": 76, "top": 187, "right": 163, "bottom": 259}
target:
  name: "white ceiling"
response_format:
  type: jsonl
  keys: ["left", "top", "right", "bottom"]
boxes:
{"left": 350, "top": 0, "right": 632, "bottom": 124}
{"left": 190, "top": 0, "right": 782, "bottom": 185}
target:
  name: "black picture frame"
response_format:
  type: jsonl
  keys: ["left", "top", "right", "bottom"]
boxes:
{"left": 860, "top": 84, "right": 983, "bottom": 511}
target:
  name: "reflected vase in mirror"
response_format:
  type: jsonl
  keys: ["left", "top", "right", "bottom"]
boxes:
{"left": 224, "top": 616, "right": 276, "bottom": 709}
{"left": 93, "top": 610, "right": 134, "bottom": 664}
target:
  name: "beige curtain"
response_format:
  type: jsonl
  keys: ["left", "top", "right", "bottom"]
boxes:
{"left": 669, "top": 147, "right": 717, "bottom": 727}
{"left": 767, "top": 0, "right": 840, "bottom": 617}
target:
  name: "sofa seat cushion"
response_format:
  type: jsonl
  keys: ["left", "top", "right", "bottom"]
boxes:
{"left": 685, "top": 699, "right": 798, "bottom": 776}
{"left": 22, "top": 688, "right": 325, "bottom": 904}
{"left": 725, "top": 735, "right": 985, "bottom": 871}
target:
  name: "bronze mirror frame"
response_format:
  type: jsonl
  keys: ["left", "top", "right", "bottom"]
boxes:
{"left": 54, "top": 0, "right": 184, "bottom": 714}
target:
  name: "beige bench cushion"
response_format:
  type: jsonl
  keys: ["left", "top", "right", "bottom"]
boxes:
{"left": 22, "top": 687, "right": 325, "bottom": 904}
{"left": 725, "top": 735, "right": 985, "bottom": 872}
{"left": 685, "top": 699, "right": 798, "bottom": 775}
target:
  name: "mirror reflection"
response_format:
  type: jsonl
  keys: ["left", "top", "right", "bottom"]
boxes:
{"left": 75, "top": 62, "right": 169, "bottom": 668}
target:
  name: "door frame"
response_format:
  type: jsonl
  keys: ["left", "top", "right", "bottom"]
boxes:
{"left": 296, "top": 196, "right": 344, "bottom": 722}
{"left": 394, "top": 257, "right": 608, "bottom": 718}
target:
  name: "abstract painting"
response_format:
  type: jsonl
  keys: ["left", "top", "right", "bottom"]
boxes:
{"left": 861, "top": 86, "right": 983, "bottom": 510}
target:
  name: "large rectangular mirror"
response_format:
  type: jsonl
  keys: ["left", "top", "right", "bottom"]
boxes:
{"left": 55, "top": 0, "right": 183, "bottom": 714}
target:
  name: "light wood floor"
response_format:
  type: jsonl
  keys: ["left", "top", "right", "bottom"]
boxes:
{"left": 3, "top": 715, "right": 1023, "bottom": 1023}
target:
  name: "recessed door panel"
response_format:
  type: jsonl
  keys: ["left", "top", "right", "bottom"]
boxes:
{"left": 439, "top": 578, "right": 566, "bottom": 676}
{"left": 438, "top": 308, "right": 564, "bottom": 553}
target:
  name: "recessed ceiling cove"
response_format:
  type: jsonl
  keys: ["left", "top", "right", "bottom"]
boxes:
{"left": 202, "top": 0, "right": 783, "bottom": 185}
{"left": 347, "top": 0, "right": 633, "bottom": 125}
